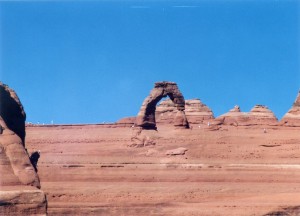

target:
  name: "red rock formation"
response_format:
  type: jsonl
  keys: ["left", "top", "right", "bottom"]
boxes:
{"left": 185, "top": 99, "right": 214, "bottom": 123}
{"left": 165, "top": 147, "right": 188, "bottom": 156}
{"left": 0, "top": 83, "right": 26, "bottom": 143}
{"left": 136, "top": 82, "right": 189, "bottom": 129}
{"left": 213, "top": 105, "right": 245, "bottom": 126}
{"left": 0, "top": 186, "right": 46, "bottom": 215}
{"left": 213, "top": 105, "right": 277, "bottom": 126}
{"left": 248, "top": 105, "right": 278, "bottom": 125}
{"left": 264, "top": 206, "right": 300, "bottom": 216}
{"left": 0, "top": 82, "right": 47, "bottom": 215}
{"left": 116, "top": 117, "right": 136, "bottom": 126}
{"left": 156, "top": 99, "right": 214, "bottom": 124}
{"left": 281, "top": 91, "right": 300, "bottom": 126}
{"left": 155, "top": 99, "right": 176, "bottom": 124}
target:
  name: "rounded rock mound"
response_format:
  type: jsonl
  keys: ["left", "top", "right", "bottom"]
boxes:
{"left": 281, "top": 91, "right": 300, "bottom": 126}
{"left": 213, "top": 105, "right": 277, "bottom": 126}
{"left": 156, "top": 98, "right": 214, "bottom": 124}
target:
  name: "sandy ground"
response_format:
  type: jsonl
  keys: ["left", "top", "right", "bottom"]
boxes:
{"left": 25, "top": 124, "right": 300, "bottom": 215}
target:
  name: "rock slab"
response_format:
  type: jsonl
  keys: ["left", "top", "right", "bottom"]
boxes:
{"left": 166, "top": 147, "right": 188, "bottom": 156}
{"left": 0, "top": 186, "right": 47, "bottom": 216}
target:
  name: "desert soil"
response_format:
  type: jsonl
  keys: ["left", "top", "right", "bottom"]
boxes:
{"left": 25, "top": 124, "right": 300, "bottom": 216}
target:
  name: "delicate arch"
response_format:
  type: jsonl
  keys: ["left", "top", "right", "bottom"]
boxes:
{"left": 136, "top": 81, "right": 189, "bottom": 129}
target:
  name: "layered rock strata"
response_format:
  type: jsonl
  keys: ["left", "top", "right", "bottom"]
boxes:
{"left": 248, "top": 105, "right": 278, "bottom": 125}
{"left": 116, "top": 117, "right": 136, "bottom": 126}
{"left": 281, "top": 91, "right": 300, "bottom": 126}
{"left": 136, "top": 81, "right": 189, "bottom": 129}
{"left": 156, "top": 99, "right": 214, "bottom": 124}
{"left": 213, "top": 105, "right": 277, "bottom": 126}
{"left": 0, "top": 82, "right": 47, "bottom": 215}
{"left": 0, "top": 186, "right": 47, "bottom": 215}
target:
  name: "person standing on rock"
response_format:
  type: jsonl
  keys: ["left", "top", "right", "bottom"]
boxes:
{"left": 30, "top": 150, "right": 41, "bottom": 172}
{"left": 0, "top": 124, "right": 4, "bottom": 134}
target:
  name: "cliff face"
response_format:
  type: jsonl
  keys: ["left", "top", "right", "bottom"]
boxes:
{"left": 0, "top": 82, "right": 47, "bottom": 215}
{"left": 156, "top": 99, "right": 214, "bottom": 124}
{"left": 281, "top": 91, "right": 300, "bottom": 126}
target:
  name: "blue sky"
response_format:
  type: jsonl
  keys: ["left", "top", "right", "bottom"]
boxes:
{"left": 0, "top": 0, "right": 299, "bottom": 124}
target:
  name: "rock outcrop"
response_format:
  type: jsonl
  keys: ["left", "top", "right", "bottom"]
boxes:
{"left": 156, "top": 99, "right": 214, "bottom": 124}
{"left": 129, "top": 127, "right": 156, "bottom": 147}
{"left": 185, "top": 99, "right": 214, "bottom": 123}
{"left": 263, "top": 205, "right": 300, "bottom": 216}
{"left": 213, "top": 105, "right": 246, "bottom": 126}
{"left": 0, "top": 82, "right": 47, "bottom": 215}
{"left": 248, "top": 105, "right": 278, "bottom": 125}
{"left": 116, "top": 117, "right": 136, "bottom": 127}
{"left": 0, "top": 186, "right": 47, "bottom": 215}
{"left": 213, "top": 105, "right": 277, "bottom": 126}
{"left": 281, "top": 91, "right": 300, "bottom": 126}
{"left": 136, "top": 82, "right": 189, "bottom": 129}
{"left": 0, "top": 83, "right": 26, "bottom": 143}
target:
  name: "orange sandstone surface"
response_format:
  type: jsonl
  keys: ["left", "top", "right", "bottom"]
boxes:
{"left": 25, "top": 123, "right": 300, "bottom": 216}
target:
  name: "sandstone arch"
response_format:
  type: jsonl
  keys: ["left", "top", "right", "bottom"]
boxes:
{"left": 136, "top": 82, "right": 189, "bottom": 129}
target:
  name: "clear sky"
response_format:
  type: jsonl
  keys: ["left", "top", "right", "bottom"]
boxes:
{"left": 0, "top": 0, "right": 299, "bottom": 124}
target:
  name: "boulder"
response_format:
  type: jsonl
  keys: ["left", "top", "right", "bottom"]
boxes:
{"left": 0, "top": 186, "right": 47, "bottom": 216}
